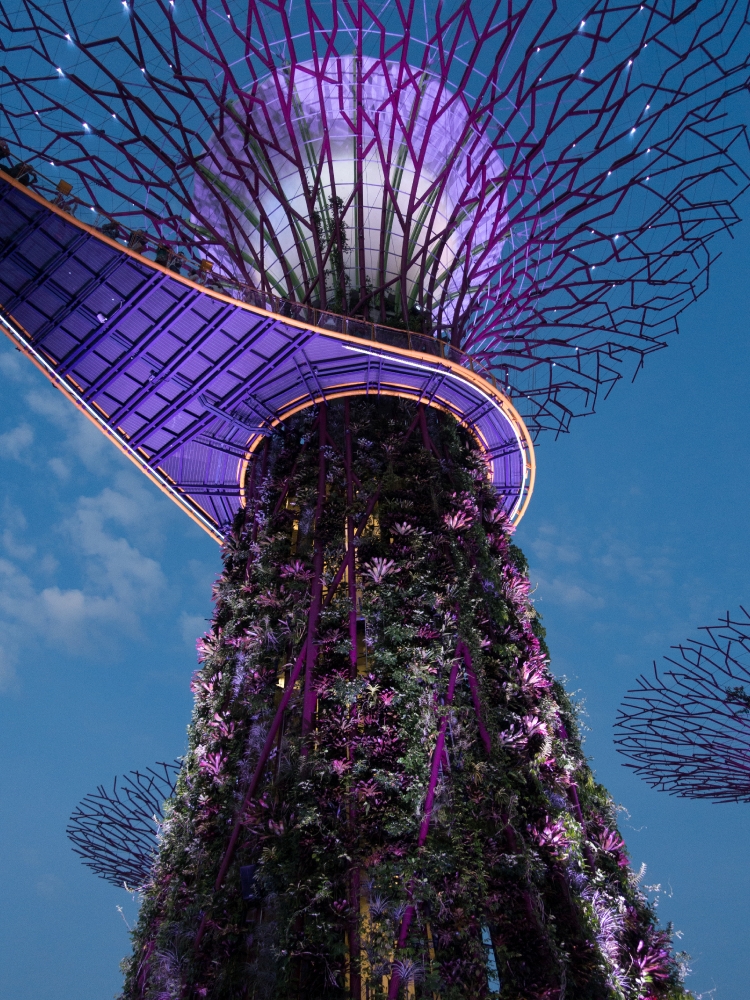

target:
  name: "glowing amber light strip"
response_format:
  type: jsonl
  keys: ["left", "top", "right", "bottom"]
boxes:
{"left": 0, "top": 306, "right": 225, "bottom": 542}
{"left": 0, "top": 174, "right": 535, "bottom": 536}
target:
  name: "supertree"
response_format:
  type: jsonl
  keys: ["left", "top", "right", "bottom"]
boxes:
{"left": 1, "top": 2, "right": 750, "bottom": 999}
{"left": 67, "top": 762, "right": 180, "bottom": 888}
{"left": 615, "top": 608, "right": 750, "bottom": 803}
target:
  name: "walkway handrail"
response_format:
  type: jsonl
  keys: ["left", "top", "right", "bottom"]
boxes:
{"left": 0, "top": 150, "right": 502, "bottom": 395}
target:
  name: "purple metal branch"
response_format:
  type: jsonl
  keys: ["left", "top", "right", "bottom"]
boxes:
{"left": 194, "top": 637, "right": 309, "bottom": 949}
{"left": 271, "top": 415, "right": 320, "bottom": 518}
{"left": 3, "top": 1, "right": 748, "bottom": 437}
{"left": 249, "top": 439, "right": 270, "bottom": 548}
{"left": 418, "top": 658, "right": 461, "bottom": 848}
{"left": 387, "top": 650, "right": 461, "bottom": 1000}
{"left": 302, "top": 402, "right": 327, "bottom": 740}
{"left": 418, "top": 404, "right": 443, "bottom": 463}
{"left": 457, "top": 641, "right": 492, "bottom": 756}
{"left": 67, "top": 762, "right": 180, "bottom": 888}
{"left": 345, "top": 400, "right": 358, "bottom": 679}
{"left": 616, "top": 607, "right": 750, "bottom": 802}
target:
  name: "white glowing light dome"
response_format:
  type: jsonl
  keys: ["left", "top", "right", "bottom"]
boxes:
{"left": 194, "top": 56, "right": 507, "bottom": 323}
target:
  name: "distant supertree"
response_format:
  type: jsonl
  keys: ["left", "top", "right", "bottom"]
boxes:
{"left": 67, "top": 762, "right": 180, "bottom": 888}
{"left": 616, "top": 609, "right": 750, "bottom": 803}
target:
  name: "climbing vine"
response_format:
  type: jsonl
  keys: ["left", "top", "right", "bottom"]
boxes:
{"left": 120, "top": 398, "right": 692, "bottom": 1000}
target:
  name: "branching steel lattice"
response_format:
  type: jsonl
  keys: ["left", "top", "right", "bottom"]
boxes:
{"left": 1, "top": 0, "right": 749, "bottom": 437}
{"left": 67, "top": 762, "right": 180, "bottom": 888}
{"left": 616, "top": 608, "right": 750, "bottom": 803}
{"left": 2, "top": 3, "right": 750, "bottom": 999}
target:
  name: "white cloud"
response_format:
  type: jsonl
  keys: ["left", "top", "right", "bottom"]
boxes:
{"left": 0, "top": 482, "right": 169, "bottom": 681}
{"left": 525, "top": 522, "right": 605, "bottom": 611}
{"left": 0, "top": 565, "right": 145, "bottom": 656}
{"left": 532, "top": 571, "right": 605, "bottom": 609}
{"left": 48, "top": 457, "right": 70, "bottom": 480}
{"left": 69, "top": 471, "right": 171, "bottom": 554}
{"left": 2, "top": 528, "right": 35, "bottom": 560}
{"left": 528, "top": 523, "right": 582, "bottom": 565}
{"left": 0, "top": 503, "right": 34, "bottom": 560}
{"left": 0, "top": 345, "right": 34, "bottom": 383}
{"left": 0, "top": 356, "right": 183, "bottom": 691}
{"left": 39, "top": 554, "right": 59, "bottom": 575}
{"left": 68, "top": 491, "right": 164, "bottom": 586}
{"left": 23, "top": 386, "right": 71, "bottom": 423}
{"left": 0, "top": 423, "right": 33, "bottom": 461}
{"left": 35, "top": 874, "right": 65, "bottom": 899}
{"left": 180, "top": 611, "right": 208, "bottom": 649}
{"left": 25, "top": 387, "right": 110, "bottom": 470}
{"left": 521, "top": 514, "right": 722, "bottom": 666}
{"left": 1, "top": 501, "right": 28, "bottom": 533}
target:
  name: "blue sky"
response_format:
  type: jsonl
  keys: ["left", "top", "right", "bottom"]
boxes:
{"left": 2, "top": 220, "right": 750, "bottom": 999}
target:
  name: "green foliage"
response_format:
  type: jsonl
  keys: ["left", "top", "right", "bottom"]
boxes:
{"left": 120, "top": 399, "right": 693, "bottom": 1000}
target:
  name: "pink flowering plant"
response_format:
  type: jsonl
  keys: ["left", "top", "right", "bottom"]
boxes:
{"left": 120, "top": 399, "right": 692, "bottom": 1000}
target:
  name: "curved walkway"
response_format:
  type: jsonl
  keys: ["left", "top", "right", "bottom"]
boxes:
{"left": 0, "top": 175, "right": 534, "bottom": 541}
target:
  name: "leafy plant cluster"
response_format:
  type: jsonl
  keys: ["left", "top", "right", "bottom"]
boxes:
{"left": 120, "top": 398, "right": 692, "bottom": 1000}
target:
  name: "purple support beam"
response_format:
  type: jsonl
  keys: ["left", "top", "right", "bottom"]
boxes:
{"left": 417, "top": 657, "right": 462, "bottom": 848}
{"left": 345, "top": 400, "right": 358, "bottom": 679}
{"left": 302, "top": 402, "right": 327, "bottom": 740}
{"left": 387, "top": 650, "right": 462, "bottom": 1000}
{"left": 457, "top": 641, "right": 492, "bottom": 756}
{"left": 195, "top": 638, "right": 310, "bottom": 950}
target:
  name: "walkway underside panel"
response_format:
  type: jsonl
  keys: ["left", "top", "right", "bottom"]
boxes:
{"left": 0, "top": 177, "right": 533, "bottom": 540}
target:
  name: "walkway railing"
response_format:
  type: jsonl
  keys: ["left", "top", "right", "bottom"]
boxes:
{"left": 222, "top": 289, "right": 504, "bottom": 392}
{"left": 0, "top": 145, "right": 507, "bottom": 399}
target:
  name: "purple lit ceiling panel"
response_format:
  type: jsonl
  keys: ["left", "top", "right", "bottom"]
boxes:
{"left": 0, "top": 177, "right": 533, "bottom": 541}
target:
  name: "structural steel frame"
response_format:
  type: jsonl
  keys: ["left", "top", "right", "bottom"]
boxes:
{"left": 616, "top": 608, "right": 750, "bottom": 803}
{"left": 2, "top": 0, "right": 749, "bottom": 436}
{"left": 0, "top": 173, "right": 534, "bottom": 540}
{"left": 67, "top": 762, "right": 180, "bottom": 889}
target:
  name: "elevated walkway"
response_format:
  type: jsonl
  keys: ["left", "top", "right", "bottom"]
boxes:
{"left": 0, "top": 174, "right": 533, "bottom": 541}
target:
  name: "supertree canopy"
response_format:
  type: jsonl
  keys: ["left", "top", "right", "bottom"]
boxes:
{"left": 1, "top": 2, "right": 750, "bottom": 1000}
{"left": 1, "top": 0, "right": 749, "bottom": 434}
{"left": 67, "top": 762, "right": 180, "bottom": 888}
{"left": 615, "top": 608, "right": 750, "bottom": 804}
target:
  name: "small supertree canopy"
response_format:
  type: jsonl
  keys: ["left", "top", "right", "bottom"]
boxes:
{"left": 67, "top": 762, "right": 179, "bottom": 888}
{"left": 615, "top": 608, "right": 750, "bottom": 803}
{"left": 1, "top": 1, "right": 749, "bottom": 435}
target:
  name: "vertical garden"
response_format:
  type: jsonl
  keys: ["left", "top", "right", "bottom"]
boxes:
{"left": 122, "top": 398, "right": 688, "bottom": 1000}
